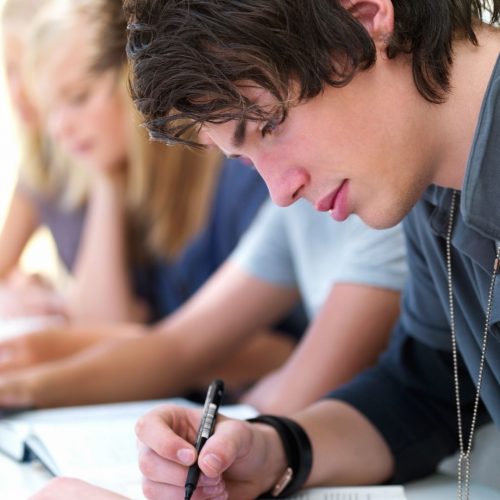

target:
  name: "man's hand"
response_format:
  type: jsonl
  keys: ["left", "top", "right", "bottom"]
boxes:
{"left": 135, "top": 404, "right": 287, "bottom": 499}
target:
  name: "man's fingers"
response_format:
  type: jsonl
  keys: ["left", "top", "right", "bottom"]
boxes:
{"left": 141, "top": 478, "right": 192, "bottom": 500}
{"left": 142, "top": 477, "right": 226, "bottom": 500}
{"left": 199, "top": 419, "right": 253, "bottom": 477}
{"left": 137, "top": 443, "right": 192, "bottom": 485}
{"left": 135, "top": 405, "right": 201, "bottom": 464}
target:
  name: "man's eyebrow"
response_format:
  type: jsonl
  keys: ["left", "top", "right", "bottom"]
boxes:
{"left": 231, "top": 118, "right": 247, "bottom": 148}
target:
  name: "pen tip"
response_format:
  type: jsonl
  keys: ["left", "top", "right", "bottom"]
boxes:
{"left": 185, "top": 485, "right": 194, "bottom": 500}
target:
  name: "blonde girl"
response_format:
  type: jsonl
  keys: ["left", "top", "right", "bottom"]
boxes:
{"left": 0, "top": 0, "right": 297, "bottom": 407}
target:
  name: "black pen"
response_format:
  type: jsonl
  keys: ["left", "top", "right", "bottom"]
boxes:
{"left": 185, "top": 379, "right": 225, "bottom": 500}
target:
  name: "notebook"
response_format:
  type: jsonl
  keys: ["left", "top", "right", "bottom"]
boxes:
{"left": 0, "top": 399, "right": 407, "bottom": 499}
{"left": 0, "top": 398, "right": 258, "bottom": 497}
{"left": 285, "top": 485, "right": 406, "bottom": 499}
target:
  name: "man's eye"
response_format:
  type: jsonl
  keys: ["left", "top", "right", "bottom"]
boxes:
{"left": 260, "top": 116, "right": 280, "bottom": 138}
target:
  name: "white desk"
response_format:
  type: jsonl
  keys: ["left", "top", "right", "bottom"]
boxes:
{"left": 1, "top": 453, "right": 499, "bottom": 500}
{"left": 405, "top": 474, "right": 500, "bottom": 500}
{"left": 0, "top": 453, "right": 52, "bottom": 499}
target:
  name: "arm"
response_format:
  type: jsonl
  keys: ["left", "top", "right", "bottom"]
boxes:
{"left": 242, "top": 282, "right": 400, "bottom": 413}
{"left": 66, "top": 172, "right": 148, "bottom": 323}
{"left": 132, "top": 399, "right": 394, "bottom": 499}
{"left": 0, "top": 262, "right": 298, "bottom": 407}
{"left": 0, "top": 189, "right": 40, "bottom": 278}
{"left": 30, "top": 478, "right": 128, "bottom": 500}
{"left": 0, "top": 189, "right": 65, "bottom": 317}
{"left": 194, "top": 327, "right": 296, "bottom": 392}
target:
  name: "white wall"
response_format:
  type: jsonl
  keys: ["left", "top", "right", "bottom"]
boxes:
{"left": 0, "top": 0, "right": 59, "bottom": 281}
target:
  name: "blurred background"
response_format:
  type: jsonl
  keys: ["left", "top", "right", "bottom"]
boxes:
{"left": 0, "top": 0, "right": 60, "bottom": 283}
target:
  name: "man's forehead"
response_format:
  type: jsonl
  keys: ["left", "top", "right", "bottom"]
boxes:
{"left": 201, "top": 119, "right": 244, "bottom": 152}
{"left": 198, "top": 83, "right": 288, "bottom": 150}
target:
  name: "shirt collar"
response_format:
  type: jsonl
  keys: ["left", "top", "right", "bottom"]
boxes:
{"left": 422, "top": 55, "right": 500, "bottom": 241}
{"left": 461, "top": 54, "right": 500, "bottom": 241}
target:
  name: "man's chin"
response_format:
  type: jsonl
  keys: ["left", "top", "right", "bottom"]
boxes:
{"left": 358, "top": 206, "right": 410, "bottom": 230}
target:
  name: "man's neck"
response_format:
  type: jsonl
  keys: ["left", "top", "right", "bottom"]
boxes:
{"left": 430, "top": 26, "right": 500, "bottom": 190}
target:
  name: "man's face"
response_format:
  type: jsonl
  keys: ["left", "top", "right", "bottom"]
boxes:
{"left": 202, "top": 59, "right": 438, "bottom": 229}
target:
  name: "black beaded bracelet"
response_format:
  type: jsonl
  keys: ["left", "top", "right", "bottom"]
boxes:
{"left": 247, "top": 415, "right": 313, "bottom": 498}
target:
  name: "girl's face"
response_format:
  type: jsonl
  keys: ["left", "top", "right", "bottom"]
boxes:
{"left": 38, "top": 29, "right": 129, "bottom": 172}
{"left": 3, "top": 31, "right": 39, "bottom": 128}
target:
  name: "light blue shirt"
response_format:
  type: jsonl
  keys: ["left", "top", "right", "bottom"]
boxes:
{"left": 230, "top": 199, "right": 407, "bottom": 320}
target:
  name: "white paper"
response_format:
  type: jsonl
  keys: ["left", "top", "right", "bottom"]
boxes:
{"left": 0, "top": 400, "right": 405, "bottom": 500}
{"left": 0, "top": 398, "right": 257, "bottom": 497}
{"left": 284, "top": 485, "right": 406, "bottom": 499}
{"left": 0, "top": 316, "right": 64, "bottom": 342}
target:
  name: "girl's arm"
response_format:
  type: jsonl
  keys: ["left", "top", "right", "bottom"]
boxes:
{"left": 0, "top": 189, "right": 65, "bottom": 317}
{"left": 67, "top": 172, "right": 148, "bottom": 323}
{"left": 0, "top": 262, "right": 299, "bottom": 407}
{"left": 0, "top": 189, "right": 40, "bottom": 278}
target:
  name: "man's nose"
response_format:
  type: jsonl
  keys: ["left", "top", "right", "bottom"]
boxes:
{"left": 253, "top": 156, "right": 309, "bottom": 207}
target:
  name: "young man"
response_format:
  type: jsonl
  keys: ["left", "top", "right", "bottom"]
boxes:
{"left": 28, "top": 0, "right": 500, "bottom": 498}
{"left": 117, "top": 0, "right": 500, "bottom": 498}
{"left": 0, "top": 0, "right": 406, "bottom": 414}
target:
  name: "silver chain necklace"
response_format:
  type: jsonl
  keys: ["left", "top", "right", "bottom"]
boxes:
{"left": 445, "top": 190, "right": 500, "bottom": 500}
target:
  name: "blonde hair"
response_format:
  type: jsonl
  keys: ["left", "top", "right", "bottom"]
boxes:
{"left": 123, "top": 74, "right": 221, "bottom": 259}
{"left": 27, "top": 0, "right": 221, "bottom": 259}
{"left": 1, "top": 0, "right": 89, "bottom": 209}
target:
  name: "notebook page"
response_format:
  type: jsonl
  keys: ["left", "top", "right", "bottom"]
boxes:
{"left": 0, "top": 419, "right": 31, "bottom": 461}
{"left": 284, "top": 486, "right": 406, "bottom": 499}
{"left": 7, "top": 398, "right": 255, "bottom": 428}
{"left": 29, "top": 417, "right": 142, "bottom": 484}
{"left": 18, "top": 401, "right": 258, "bottom": 496}
{"left": 0, "top": 316, "right": 64, "bottom": 342}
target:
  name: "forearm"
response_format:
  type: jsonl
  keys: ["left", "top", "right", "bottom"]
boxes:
{"left": 195, "top": 328, "right": 295, "bottom": 391}
{"left": 244, "top": 284, "right": 400, "bottom": 413}
{"left": 231, "top": 400, "right": 393, "bottom": 496}
{"left": 26, "top": 328, "right": 192, "bottom": 407}
{"left": 69, "top": 174, "right": 146, "bottom": 322}
{"left": 294, "top": 399, "right": 394, "bottom": 486}
{"left": 155, "top": 263, "right": 299, "bottom": 361}
{"left": 25, "top": 322, "right": 251, "bottom": 407}
{"left": 0, "top": 190, "right": 39, "bottom": 278}
{"left": 25, "top": 266, "right": 299, "bottom": 407}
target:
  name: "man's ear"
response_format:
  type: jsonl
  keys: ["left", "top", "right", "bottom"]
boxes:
{"left": 339, "top": 0, "right": 394, "bottom": 50}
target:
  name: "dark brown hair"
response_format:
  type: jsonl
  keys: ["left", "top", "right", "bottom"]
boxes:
{"left": 124, "top": 0, "right": 500, "bottom": 147}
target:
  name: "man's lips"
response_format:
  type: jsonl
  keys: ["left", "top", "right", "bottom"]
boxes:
{"left": 315, "top": 181, "right": 347, "bottom": 212}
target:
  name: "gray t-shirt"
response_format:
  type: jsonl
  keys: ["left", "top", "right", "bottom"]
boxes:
{"left": 17, "top": 183, "right": 86, "bottom": 272}
{"left": 230, "top": 199, "right": 407, "bottom": 320}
